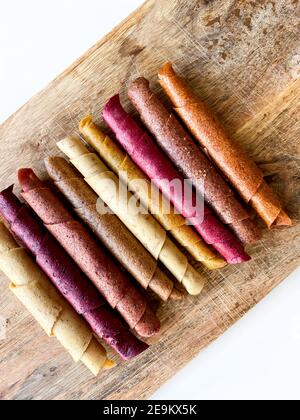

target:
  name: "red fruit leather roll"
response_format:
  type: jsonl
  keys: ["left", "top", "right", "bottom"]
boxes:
{"left": 0, "top": 186, "right": 148, "bottom": 360}
{"left": 103, "top": 95, "right": 250, "bottom": 265}
{"left": 128, "top": 78, "right": 261, "bottom": 244}
{"left": 18, "top": 169, "right": 160, "bottom": 338}
{"left": 158, "top": 63, "right": 292, "bottom": 228}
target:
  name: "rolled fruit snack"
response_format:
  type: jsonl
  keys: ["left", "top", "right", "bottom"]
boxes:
{"left": 17, "top": 169, "right": 160, "bottom": 339}
{"left": 103, "top": 95, "right": 251, "bottom": 265}
{"left": 158, "top": 63, "right": 292, "bottom": 229}
{"left": 0, "top": 187, "right": 148, "bottom": 360}
{"left": 128, "top": 77, "right": 262, "bottom": 244}
{"left": 45, "top": 156, "right": 182, "bottom": 302}
{"left": 57, "top": 136, "right": 206, "bottom": 296}
{"left": 0, "top": 222, "right": 115, "bottom": 374}
{"left": 79, "top": 116, "right": 226, "bottom": 269}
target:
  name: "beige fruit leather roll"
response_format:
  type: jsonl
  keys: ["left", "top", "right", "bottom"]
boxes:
{"left": 79, "top": 116, "right": 226, "bottom": 270}
{"left": 0, "top": 222, "right": 115, "bottom": 375}
{"left": 57, "top": 136, "right": 206, "bottom": 295}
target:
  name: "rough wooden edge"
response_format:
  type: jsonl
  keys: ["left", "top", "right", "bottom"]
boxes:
{"left": 0, "top": 0, "right": 154, "bottom": 131}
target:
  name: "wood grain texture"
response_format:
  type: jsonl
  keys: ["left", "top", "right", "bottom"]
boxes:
{"left": 0, "top": 0, "right": 299, "bottom": 400}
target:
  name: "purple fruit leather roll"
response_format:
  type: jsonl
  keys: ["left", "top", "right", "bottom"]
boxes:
{"left": 0, "top": 186, "right": 148, "bottom": 360}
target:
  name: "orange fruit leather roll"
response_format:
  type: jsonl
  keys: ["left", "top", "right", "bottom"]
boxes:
{"left": 158, "top": 63, "right": 292, "bottom": 228}
{"left": 45, "top": 156, "right": 182, "bottom": 302}
{"left": 79, "top": 116, "right": 226, "bottom": 270}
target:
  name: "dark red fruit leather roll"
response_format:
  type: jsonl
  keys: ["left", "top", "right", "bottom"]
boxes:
{"left": 128, "top": 77, "right": 261, "bottom": 244}
{"left": 18, "top": 169, "right": 160, "bottom": 338}
{"left": 103, "top": 95, "right": 250, "bottom": 265}
{"left": 0, "top": 186, "right": 148, "bottom": 360}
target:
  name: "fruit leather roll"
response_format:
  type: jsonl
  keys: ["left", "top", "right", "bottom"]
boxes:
{"left": 128, "top": 77, "right": 262, "bottom": 244}
{"left": 159, "top": 63, "right": 292, "bottom": 228}
{"left": 80, "top": 116, "right": 226, "bottom": 270}
{"left": 0, "top": 222, "right": 115, "bottom": 375}
{"left": 0, "top": 187, "right": 148, "bottom": 360}
{"left": 57, "top": 136, "right": 205, "bottom": 296}
{"left": 17, "top": 170, "right": 160, "bottom": 339}
{"left": 45, "top": 156, "right": 182, "bottom": 302}
{"left": 103, "top": 95, "right": 250, "bottom": 264}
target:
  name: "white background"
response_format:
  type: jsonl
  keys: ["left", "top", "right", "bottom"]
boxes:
{"left": 0, "top": 0, "right": 299, "bottom": 401}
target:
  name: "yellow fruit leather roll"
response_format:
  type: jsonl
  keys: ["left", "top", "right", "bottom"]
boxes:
{"left": 79, "top": 116, "right": 225, "bottom": 270}
{"left": 0, "top": 222, "right": 115, "bottom": 375}
{"left": 57, "top": 136, "right": 206, "bottom": 296}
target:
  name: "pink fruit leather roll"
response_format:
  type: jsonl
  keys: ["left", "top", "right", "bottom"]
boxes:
{"left": 103, "top": 95, "right": 250, "bottom": 264}
{"left": 17, "top": 169, "right": 160, "bottom": 339}
{"left": 0, "top": 186, "right": 148, "bottom": 360}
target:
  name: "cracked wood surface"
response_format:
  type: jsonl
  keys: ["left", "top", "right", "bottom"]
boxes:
{"left": 0, "top": 0, "right": 299, "bottom": 400}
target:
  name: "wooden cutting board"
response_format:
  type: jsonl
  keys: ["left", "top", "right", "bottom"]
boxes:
{"left": 0, "top": 0, "right": 299, "bottom": 400}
